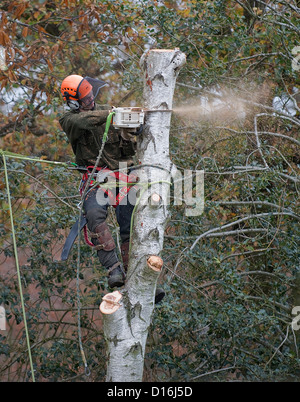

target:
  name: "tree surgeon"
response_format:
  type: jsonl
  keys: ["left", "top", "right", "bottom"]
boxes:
{"left": 59, "top": 74, "right": 164, "bottom": 302}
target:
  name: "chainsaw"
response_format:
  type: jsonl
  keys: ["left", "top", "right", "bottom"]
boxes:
{"left": 112, "top": 107, "right": 144, "bottom": 129}
{"left": 111, "top": 107, "right": 172, "bottom": 134}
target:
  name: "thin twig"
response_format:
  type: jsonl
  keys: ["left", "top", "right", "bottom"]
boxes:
{"left": 264, "top": 325, "right": 290, "bottom": 369}
{"left": 190, "top": 211, "right": 300, "bottom": 251}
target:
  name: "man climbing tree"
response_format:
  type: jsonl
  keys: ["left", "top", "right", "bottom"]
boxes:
{"left": 58, "top": 74, "right": 165, "bottom": 302}
{"left": 59, "top": 48, "right": 185, "bottom": 382}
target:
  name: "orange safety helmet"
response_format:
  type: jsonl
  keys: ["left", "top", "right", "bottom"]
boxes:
{"left": 61, "top": 74, "right": 93, "bottom": 109}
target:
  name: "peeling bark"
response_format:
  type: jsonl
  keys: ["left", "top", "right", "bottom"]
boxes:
{"left": 102, "top": 49, "right": 186, "bottom": 382}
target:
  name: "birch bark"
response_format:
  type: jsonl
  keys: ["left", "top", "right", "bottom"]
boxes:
{"left": 102, "top": 49, "right": 186, "bottom": 382}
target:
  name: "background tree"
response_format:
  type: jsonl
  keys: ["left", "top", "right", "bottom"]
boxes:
{"left": 0, "top": 0, "right": 299, "bottom": 382}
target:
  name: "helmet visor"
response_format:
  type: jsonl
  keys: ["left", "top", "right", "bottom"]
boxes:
{"left": 85, "top": 77, "right": 107, "bottom": 100}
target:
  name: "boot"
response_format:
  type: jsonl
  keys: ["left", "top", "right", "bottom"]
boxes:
{"left": 155, "top": 288, "right": 165, "bottom": 304}
{"left": 107, "top": 262, "right": 126, "bottom": 288}
{"left": 90, "top": 222, "right": 125, "bottom": 288}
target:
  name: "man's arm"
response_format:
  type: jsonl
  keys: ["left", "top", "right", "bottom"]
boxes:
{"left": 59, "top": 109, "right": 111, "bottom": 140}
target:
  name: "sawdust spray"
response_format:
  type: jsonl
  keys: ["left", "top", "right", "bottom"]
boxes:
{"left": 172, "top": 83, "right": 270, "bottom": 125}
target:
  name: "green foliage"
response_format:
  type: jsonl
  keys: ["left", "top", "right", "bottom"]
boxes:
{"left": 0, "top": 163, "right": 108, "bottom": 381}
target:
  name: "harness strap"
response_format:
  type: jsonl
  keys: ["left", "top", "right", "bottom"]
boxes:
{"left": 80, "top": 165, "right": 138, "bottom": 207}
{"left": 107, "top": 262, "right": 122, "bottom": 274}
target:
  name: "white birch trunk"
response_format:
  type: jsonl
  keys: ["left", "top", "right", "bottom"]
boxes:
{"left": 101, "top": 49, "right": 186, "bottom": 382}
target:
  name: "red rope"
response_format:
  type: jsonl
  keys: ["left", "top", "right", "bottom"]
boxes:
{"left": 83, "top": 225, "right": 94, "bottom": 247}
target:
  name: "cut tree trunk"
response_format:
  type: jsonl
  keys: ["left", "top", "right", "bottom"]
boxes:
{"left": 101, "top": 48, "right": 186, "bottom": 382}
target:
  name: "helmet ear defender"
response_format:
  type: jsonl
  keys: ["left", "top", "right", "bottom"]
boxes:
{"left": 63, "top": 90, "right": 80, "bottom": 110}
{"left": 67, "top": 99, "right": 80, "bottom": 110}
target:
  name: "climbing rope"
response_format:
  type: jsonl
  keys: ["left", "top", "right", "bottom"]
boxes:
{"left": 75, "top": 110, "right": 115, "bottom": 377}
{"left": 0, "top": 150, "right": 69, "bottom": 167}
{"left": 1, "top": 151, "right": 36, "bottom": 382}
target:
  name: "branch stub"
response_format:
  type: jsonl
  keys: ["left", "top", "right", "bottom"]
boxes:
{"left": 100, "top": 291, "right": 122, "bottom": 315}
{"left": 150, "top": 193, "right": 161, "bottom": 206}
{"left": 147, "top": 255, "right": 163, "bottom": 272}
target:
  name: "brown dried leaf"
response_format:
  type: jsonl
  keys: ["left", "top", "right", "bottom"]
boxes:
{"left": 14, "top": 3, "right": 27, "bottom": 19}
{"left": 22, "top": 26, "right": 29, "bottom": 38}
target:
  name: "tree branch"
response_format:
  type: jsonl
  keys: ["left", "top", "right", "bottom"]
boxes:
{"left": 190, "top": 211, "right": 300, "bottom": 251}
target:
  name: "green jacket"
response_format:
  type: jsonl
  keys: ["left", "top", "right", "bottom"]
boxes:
{"left": 59, "top": 105, "right": 136, "bottom": 170}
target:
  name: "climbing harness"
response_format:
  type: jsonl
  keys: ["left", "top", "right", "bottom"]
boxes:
{"left": 79, "top": 165, "right": 138, "bottom": 206}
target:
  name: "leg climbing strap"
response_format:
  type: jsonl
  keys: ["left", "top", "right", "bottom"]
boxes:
{"left": 89, "top": 221, "right": 116, "bottom": 251}
{"left": 107, "top": 261, "right": 123, "bottom": 274}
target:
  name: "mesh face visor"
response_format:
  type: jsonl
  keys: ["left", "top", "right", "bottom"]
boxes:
{"left": 80, "top": 89, "right": 95, "bottom": 108}
{"left": 85, "top": 77, "right": 107, "bottom": 100}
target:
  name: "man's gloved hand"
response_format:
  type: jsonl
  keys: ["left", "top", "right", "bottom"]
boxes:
{"left": 122, "top": 125, "right": 143, "bottom": 137}
{"left": 120, "top": 125, "right": 143, "bottom": 141}
{"left": 133, "top": 124, "right": 143, "bottom": 136}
